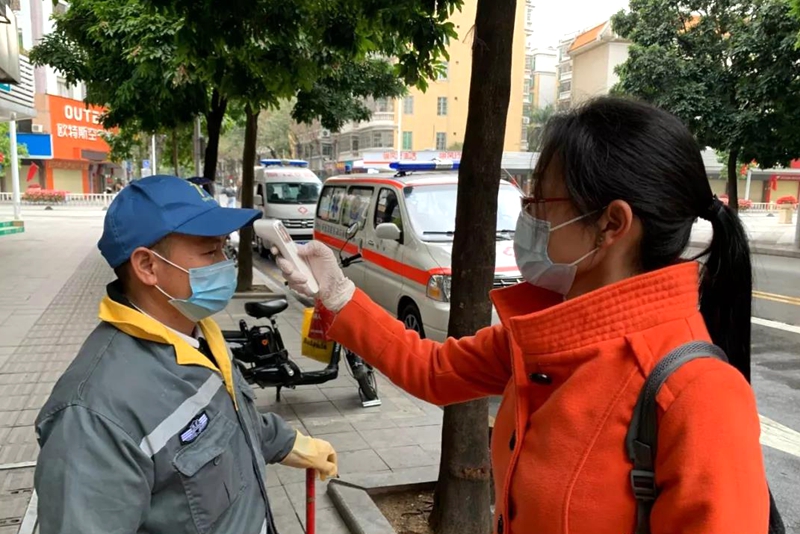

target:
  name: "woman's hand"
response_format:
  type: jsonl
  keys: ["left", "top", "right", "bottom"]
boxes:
{"left": 273, "top": 241, "right": 355, "bottom": 312}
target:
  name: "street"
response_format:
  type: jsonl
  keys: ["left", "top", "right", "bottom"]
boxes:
{"left": 257, "top": 250, "right": 800, "bottom": 533}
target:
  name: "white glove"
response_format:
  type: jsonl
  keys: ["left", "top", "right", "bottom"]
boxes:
{"left": 273, "top": 241, "right": 356, "bottom": 312}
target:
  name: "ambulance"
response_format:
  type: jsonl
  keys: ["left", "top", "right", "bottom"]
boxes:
{"left": 313, "top": 161, "right": 523, "bottom": 342}
{"left": 253, "top": 159, "right": 322, "bottom": 256}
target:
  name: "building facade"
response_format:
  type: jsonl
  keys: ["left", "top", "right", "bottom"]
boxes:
{"left": 555, "top": 34, "right": 577, "bottom": 110}
{"left": 0, "top": 0, "right": 121, "bottom": 194}
{"left": 311, "top": 0, "right": 530, "bottom": 174}
{"left": 527, "top": 48, "right": 558, "bottom": 110}
{"left": 568, "top": 21, "right": 630, "bottom": 106}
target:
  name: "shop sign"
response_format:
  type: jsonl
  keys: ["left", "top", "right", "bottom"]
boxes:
{"left": 47, "top": 95, "right": 111, "bottom": 160}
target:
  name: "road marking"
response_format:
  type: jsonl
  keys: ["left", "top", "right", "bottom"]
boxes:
{"left": 754, "top": 290, "right": 800, "bottom": 306}
{"left": 760, "top": 415, "right": 800, "bottom": 458}
{"left": 752, "top": 316, "right": 800, "bottom": 335}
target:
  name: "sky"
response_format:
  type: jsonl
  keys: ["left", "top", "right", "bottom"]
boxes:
{"left": 528, "top": 0, "right": 631, "bottom": 49}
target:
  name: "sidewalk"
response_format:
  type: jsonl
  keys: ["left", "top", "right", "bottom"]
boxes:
{"left": 0, "top": 210, "right": 442, "bottom": 534}
{"left": 691, "top": 212, "right": 800, "bottom": 257}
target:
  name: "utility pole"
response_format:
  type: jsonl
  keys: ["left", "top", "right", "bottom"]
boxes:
{"left": 9, "top": 115, "right": 21, "bottom": 220}
{"left": 193, "top": 116, "right": 202, "bottom": 176}
{"left": 151, "top": 134, "right": 157, "bottom": 175}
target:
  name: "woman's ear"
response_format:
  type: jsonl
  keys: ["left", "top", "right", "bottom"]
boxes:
{"left": 596, "top": 200, "right": 634, "bottom": 248}
{"left": 129, "top": 247, "right": 160, "bottom": 287}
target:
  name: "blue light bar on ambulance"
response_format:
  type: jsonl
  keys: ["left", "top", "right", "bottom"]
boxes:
{"left": 260, "top": 159, "right": 309, "bottom": 168}
{"left": 389, "top": 160, "right": 460, "bottom": 172}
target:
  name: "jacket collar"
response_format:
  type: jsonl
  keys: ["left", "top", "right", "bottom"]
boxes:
{"left": 490, "top": 262, "right": 701, "bottom": 359}
{"left": 100, "top": 282, "right": 238, "bottom": 404}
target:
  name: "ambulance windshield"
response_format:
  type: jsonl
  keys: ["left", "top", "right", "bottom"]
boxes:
{"left": 404, "top": 183, "right": 521, "bottom": 242}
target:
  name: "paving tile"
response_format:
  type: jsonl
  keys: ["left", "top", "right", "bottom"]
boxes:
{"left": 292, "top": 401, "right": 342, "bottom": 420}
{"left": 336, "top": 449, "right": 389, "bottom": 475}
{"left": 374, "top": 445, "right": 439, "bottom": 470}
{"left": 279, "top": 387, "right": 329, "bottom": 405}
{"left": 318, "top": 431, "right": 370, "bottom": 453}
{"left": 274, "top": 463, "right": 308, "bottom": 485}
{"left": 358, "top": 427, "right": 416, "bottom": 449}
{"left": 0, "top": 411, "right": 20, "bottom": 428}
{"left": 393, "top": 413, "right": 444, "bottom": 428}
{"left": 302, "top": 418, "right": 356, "bottom": 437}
{"left": 13, "top": 410, "right": 39, "bottom": 427}
{"left": 313, "top": 507, "right": 350, "bottom": 534}
{"left": 350, "top": 417, "right": 398, "bottom": 432}
{"left": 284, "top": 479, "right": 334, "bottom": 513}
{"left": 0, "top": 395, "right": 28, "bottom": 411}
{"left": 267, "top": 484, "right": 293, "bottom": 515}
{"left": 409, "top": 424, "right": 443, "bottom": 445}
{"left": 272, "top": 510, "right": 304, "bottom": 534}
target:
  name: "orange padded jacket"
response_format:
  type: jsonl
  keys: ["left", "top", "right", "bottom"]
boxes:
{"left": 327, "top": 262, "right": 768, "bottom": 534}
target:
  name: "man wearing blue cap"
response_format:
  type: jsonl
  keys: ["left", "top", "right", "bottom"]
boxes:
{"left": 33, "top": 176, "right": 337, "bottom": 534}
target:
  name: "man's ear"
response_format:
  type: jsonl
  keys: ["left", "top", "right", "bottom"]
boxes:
{"left": 596, "top": 200, "right": 634, "bottom": 248}
{"left": 129, "top": 247, "right": 160, "bottom": 287}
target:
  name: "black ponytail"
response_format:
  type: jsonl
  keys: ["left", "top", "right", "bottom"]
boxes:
{"left": 536, "top": 97, "right": 753, "bottom": 382}
{"left": 698, "top": 199, "right": 753, "bottom": 382}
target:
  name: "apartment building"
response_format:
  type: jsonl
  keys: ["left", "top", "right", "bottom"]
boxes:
{"left": 568, "top": 20, "right": 630, "bottom": 105}
{"left": 310, "top": 0, "right": 530, "bottom": 174}
{"left": 555, "top": 34, "right": 578, "bottom": 110}
{"left": 526, "top": 48, "right": 557, "bottom": 111}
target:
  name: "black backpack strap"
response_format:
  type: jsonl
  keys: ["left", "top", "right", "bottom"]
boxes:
{"left": 626, "top": 341, "right": 728, "bottom": 534}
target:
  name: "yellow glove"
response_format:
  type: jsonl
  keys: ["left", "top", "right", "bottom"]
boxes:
{"left": 280, "top": 430, "right": 338, "bottom": 481}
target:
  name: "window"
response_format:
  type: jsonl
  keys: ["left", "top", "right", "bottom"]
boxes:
{"left": 404, "top": 183, "right": 521, "bottom": 241}
{"left": 436, "top": 132, "right": 447, "bottom": 151}
{"left": 57, "top": 77, "right": 69, "bottom": 97}
{"left": 317, "top": 186, "right": 347, "bottom": 222}
{"left": 375, "top": 98, "right": 394, "bottom": 112}
{"left": 256, "top": 184, "right": 266, "bottom": 205}
{"left": 438, "top": 62, "right": 449, "bottom": 81}
{"left": 374, "top": 189, "right": 403, "bottom": 232}
{"left": 437, "top": 97, "right": 448, "bottom": 116}
{"left": 351, "top": 137, "right": 360, "bottom": 153}
{"left": 322, "top": 144, "right": 333, "bottom": 157}
{"left": 342, "top": 187, "right": 374, "bottom": 228}
{"left": 403, "top": 96, "right": 414, "bottom": 115}
{"left": 402, "top": 131, "right": 413, "bottom": 151}
{"left": 266, "top": 182, "right": 322, "bottom": 205}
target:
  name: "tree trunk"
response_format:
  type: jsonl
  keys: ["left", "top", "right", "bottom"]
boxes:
{"left": 172, "top": 128, "right": 180, "bottom": 176}
{"left": 727, "top": 149, "right": 739, "bottom": 215}
{"left": 203, "top": 89, "right": 228, "bottom": 187}
{"left": 428, "top": 1, "right": 517, "bottom": 534}
{"left": 237, "top": 104, "right": 259, "bottom": 293}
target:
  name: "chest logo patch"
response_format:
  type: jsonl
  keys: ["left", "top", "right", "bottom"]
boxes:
{"left": 180, "top": 412, "right": 209, "bottom": 445}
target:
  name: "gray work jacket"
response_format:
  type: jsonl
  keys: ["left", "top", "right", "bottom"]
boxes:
{"left": 34, "top": 286, "right": 296, "bottom": 534}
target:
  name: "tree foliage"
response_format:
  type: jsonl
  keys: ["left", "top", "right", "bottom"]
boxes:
{"left": 526, "top": 104, "right": 555, "bottom": 151}
{"left": 613, "top": 0, "right": 800, "bottom": 211}
{"left": 0, "top": 123, "right": 29, "bottom": 169}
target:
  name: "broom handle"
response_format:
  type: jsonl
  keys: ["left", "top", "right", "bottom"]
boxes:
{"left": 306, "top": 468, "right": 316, "bottom": 534}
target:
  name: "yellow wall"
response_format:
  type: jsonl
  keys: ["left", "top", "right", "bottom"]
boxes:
{"left": 773, "top": 180, "right": 799, "bottom": 201}
{"left": 397, "top": 0, "right": 527, "bottom": 152}
{"left": 53, "top": 169, "right": 83, "bottom": 193}
{"left": 2, "top": 165, "right": 34, "bottom": 193}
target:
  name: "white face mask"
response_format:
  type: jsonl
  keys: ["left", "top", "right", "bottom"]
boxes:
{"left": 513, "top": 210, "right": 599, "bottom": 295}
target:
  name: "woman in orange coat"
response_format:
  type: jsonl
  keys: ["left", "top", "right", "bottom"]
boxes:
{"left": 277, "top": 97, "right": 771, "bottom": 533}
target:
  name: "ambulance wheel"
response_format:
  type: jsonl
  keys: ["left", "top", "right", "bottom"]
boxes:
{"left": 400, "top": 302, "right": 426, "bottom": 339}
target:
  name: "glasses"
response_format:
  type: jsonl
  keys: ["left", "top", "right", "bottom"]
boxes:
{"left": 520, "top": 196, "right": 571, "bottom": 217}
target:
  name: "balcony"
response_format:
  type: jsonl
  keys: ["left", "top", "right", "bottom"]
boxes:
{"left": 559, "top": 70, "right": 572, "bottom": 82}
{"left": 558, "top": 91, "right": 571, "bottom": 101}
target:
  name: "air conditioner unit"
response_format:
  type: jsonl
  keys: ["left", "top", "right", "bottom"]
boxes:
{"left": 31, "top": 124, "right": 44, "bottom": 133}
{"left": 522, "top": 116, "right": 531, "bottom": 125}
{"left": 320, "top": 129, "right": 331, "bottom": 138}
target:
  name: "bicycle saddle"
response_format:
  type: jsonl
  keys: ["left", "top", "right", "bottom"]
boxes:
{"left": 245, "top": 299, "right": 289, "bottom": 319}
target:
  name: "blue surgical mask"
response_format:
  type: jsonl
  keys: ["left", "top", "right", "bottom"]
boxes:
{"left": 153, "top": 252, "right": 237, "bottom": 322}
{"left": 513, "top": 210, "right": 599, "bottom": 295}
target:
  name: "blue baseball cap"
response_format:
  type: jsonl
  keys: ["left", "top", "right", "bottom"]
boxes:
{"left": 99, "top": 175, "right": 261, "bottom": 268}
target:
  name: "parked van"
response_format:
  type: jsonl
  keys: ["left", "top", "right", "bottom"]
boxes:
{"left": 253, "top": 159, "right": 322, "bottom": 256}
{"left": 313, "top": 162, "right": 523, "bottom": 342}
